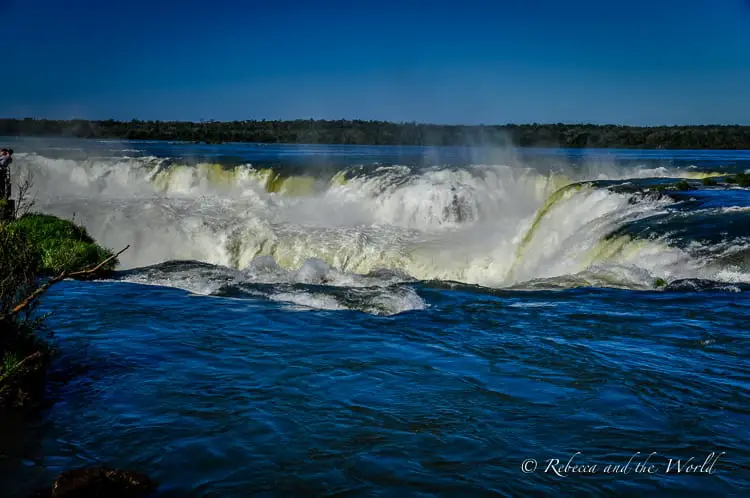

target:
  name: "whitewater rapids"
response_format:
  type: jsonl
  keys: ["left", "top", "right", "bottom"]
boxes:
{"left": 10, "top": 149, "right": 748, "bottom": 314}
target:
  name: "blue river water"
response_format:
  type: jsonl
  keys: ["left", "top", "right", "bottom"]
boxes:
{"left": 1, "top": 140, "right": 749, "bottom": 496}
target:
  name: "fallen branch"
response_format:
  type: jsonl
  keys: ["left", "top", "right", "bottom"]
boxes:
{"left": 68, "top": 245, "right": 130, "bottom": 278}
{"left": 8, "top": 245, "right": 129, "bottom": 318}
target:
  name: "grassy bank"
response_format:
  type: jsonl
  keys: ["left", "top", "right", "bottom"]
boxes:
{"left": 11, "top": 214, "right": 117, "bottom": 275}
{"left": 0, "top": 213, "right": 121, "bottom": 409}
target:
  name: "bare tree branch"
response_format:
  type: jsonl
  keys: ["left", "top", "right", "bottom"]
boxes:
{"left": 6, "top": 245, "right": 130, "bottom": 318}
{"left": 14, "top": 168, "right": 37, "bottom": 218}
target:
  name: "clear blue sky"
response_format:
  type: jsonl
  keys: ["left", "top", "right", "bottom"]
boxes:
{"left": 2, "top": 0, "right": 749, "bottom": 125}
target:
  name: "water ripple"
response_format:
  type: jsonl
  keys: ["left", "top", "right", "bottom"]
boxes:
{"left": 1, "top": 280, "right": 748, "bottom": 497}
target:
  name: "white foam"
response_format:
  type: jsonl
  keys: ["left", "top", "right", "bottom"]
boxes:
{"left": 270, "top": 291, "right": 348, "bottom": 311}
{"left": 508, "top": 302, "right": 558, "bottom": 308}
{"left": 13, "top": 152, "right": 748, "bottom": 293}
{"left": 267, "top": 286, "right": 428, "bottom": 315}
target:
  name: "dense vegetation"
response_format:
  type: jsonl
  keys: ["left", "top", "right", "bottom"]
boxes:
{"left": 2, "top": 118, "right": 749, "bottom": 149}
{"left": 0, "top": 213, "right": 153, "bottom": 494}
{"left": 11, "top": 214, "right": 117, "bottom": 275}
{"left": 0, "top": 214, "right": 120, "bottom": 409}
{"left": 0, "top": 223, "right": 47, "bottom": 408}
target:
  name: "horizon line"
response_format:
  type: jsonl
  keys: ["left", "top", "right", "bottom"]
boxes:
{"left": 2, "top": 117, "right": 750, "bottom": 128}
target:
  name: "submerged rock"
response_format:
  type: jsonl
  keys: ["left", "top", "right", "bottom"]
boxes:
{"left": 605, "top": 183, "right": 669, "bottom": 204}
{"left": 31, "top": 467, "right": 158, "bottom": 497}
{"left": 665, "top": 278, "right": 748, "bottom": 293}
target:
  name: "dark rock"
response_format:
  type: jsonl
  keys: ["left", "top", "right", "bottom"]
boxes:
{"left": 674, "top": 180, "right": 691, "bottom": 191}
{"left": 626, "top": 190, "right": 667, "bottom": 204}
{"left": 32, "top": 467, "right": 158, "bottom": 498}
{"left": 665, "top": 278, "right": 749, "bottom": 293}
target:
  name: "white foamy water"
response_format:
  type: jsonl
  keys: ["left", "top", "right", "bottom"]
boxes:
{"left": 10, "top": 151, "right": 747, "bottom": 312}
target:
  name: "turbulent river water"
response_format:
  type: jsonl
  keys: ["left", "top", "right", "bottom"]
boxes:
{"left": 1, "top": 138, "right": 748, "bottom": 497}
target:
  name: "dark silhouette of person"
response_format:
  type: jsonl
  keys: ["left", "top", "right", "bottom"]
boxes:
{"left": 0, "top": 148, "right": 13, "bottom": 200}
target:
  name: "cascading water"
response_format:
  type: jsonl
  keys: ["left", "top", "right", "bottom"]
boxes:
{"left": 11, "top": 148, "right": 748, "bottom": 313}
{"left": 4, "top": 141, "right": 748, "bottom": 498}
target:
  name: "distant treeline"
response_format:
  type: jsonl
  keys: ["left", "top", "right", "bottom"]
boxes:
{"left": 1, "top": 118, "right": 749, "bottom": 149}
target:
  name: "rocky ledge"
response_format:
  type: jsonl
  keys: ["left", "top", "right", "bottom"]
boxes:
{"left": 31, "top": 467, "right": 159, "bottom": 498}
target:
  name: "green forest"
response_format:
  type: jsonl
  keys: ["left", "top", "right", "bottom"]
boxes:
{"left": 1, "top": 118, "right": 749, "bottom": 149}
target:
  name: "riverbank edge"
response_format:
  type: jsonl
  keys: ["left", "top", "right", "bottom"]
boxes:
{"left": 0, "top": 212, "right": 119, "bottom": 410}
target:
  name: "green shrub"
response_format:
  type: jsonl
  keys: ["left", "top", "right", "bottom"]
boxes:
{"left": 1, "top": 352, "right": 24, "bottom": 386}
{"left": 38, "top": 238, "right": 115, "bottom": 275}
{"left": 702, "top": 177, "right": 717, "bottom": 186}
{"left": 0, "top": 224, "right": 41, "bottom": 315}
{"left": 11, "top": 214, "right": 94, "bottom": 244}
{"left": 9, "top": 214, "right": 116, "bottom": 275}
{"left": 674, "top": 180, "right": 691, "bottom": 191}
{"left": 0, "top": 225, "right": 49, "bottom": 409}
